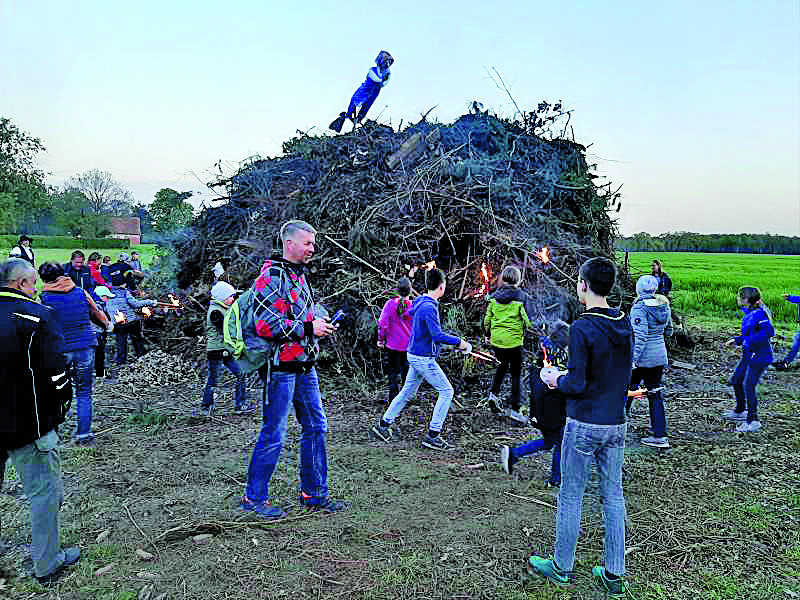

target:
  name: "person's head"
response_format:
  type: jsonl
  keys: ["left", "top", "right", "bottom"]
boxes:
{"left": 18, "top": 235, "right": 32, "bottom": 248}
{"left": 737, "top": 286, "right": 762, "bottom": 309}
{"left": 38, "top": 261, "right": 66, "bottom": 284}
{"left": 103, "top": 255, "right": 111, "bottom": 265}
{"left": 650, "top": 259, "right": 663, "bottom": 276}
{"left": 0, "top": 258, "right": 37, "bottom": 297}
{"left": 549, "top": 319, "right": 570, "bottom": 349}
{"left": 376, "top": 50, "right": 394, "bottom": 68}
{"left": 118, "top": 252, "right": 130, "bottom": 262}
{"left": 396, "top": 276, "right": 412, "bottom": 298}
{"left": 94, "top": 286, "right": 115, "bottom": 302}
{"left": 500, "top": 265, "right": 522, "bottom": 287}
{"left": 425, "top": 268, "right": 446, "bottom": 298}
{"left": 131, "top": 251, "right": 139, "bottom": 260}
{"left": 577, "top": 256, "right": 616, "bottom": 303}
{"left": 635, "top": 275, "right": 659, "bottom": 299}
{"left": 280, "top": 220, "right": 317, "bottom": 264}
{"left": 88, "top": 252, "right": 102, "bottom": 264}
{"left": 70, "top": 250, "right": 85, "bottom": 269}
{"left": 211, "top": 281, "right": 237, "bottom": 306}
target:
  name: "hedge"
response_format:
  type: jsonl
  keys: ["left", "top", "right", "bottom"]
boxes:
{"left": 0, "top": 235, "right": 131, "bottom": 249}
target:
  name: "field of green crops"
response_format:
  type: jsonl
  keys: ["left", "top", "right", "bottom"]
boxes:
{"left": 624, "top": 251, "right": 800, "bottom": 325}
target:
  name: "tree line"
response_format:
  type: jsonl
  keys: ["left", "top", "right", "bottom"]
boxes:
{"left": 617, "top": 232, "right": 800, "bottom": 255}
{"left": 0, "top": 117, "right": 195, "bottom": 239}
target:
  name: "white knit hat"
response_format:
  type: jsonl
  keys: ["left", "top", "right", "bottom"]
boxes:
{"left": 211, "top": 281, "right": 236, "bottom": 302}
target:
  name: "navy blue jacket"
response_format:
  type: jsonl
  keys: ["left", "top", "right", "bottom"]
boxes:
{"left": 735, "top": 306, "right": 774, "bottom": 365}
{"left": 406, "top": 295, "right": 461, "bottom": 357}
{"left": 63, "top": 264, "right": 96, "bottom": 294}
{"left": 40, "top": 283, "right": 97, "bottom": 352}
{"left": 556, "top": 308, "right": 633, "bottom": 425}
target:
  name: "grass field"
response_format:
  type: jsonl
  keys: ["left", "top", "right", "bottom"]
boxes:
{"left": 624, "top": 252, "right": 800, "bottom": 325}
{"left": 29, "top": 244, "right": 159, "bottom": 269}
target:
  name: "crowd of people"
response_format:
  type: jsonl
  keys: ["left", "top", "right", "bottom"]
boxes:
{"left": 2, "top": 227, "right": 796, "bottom": 593}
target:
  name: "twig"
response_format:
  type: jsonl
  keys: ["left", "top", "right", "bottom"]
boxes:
{"left": 308, "top": 570, "right": 345, "bottom": 585}
{"left": 322, "top": 233, "right": 394, "bottom": 283}
{"left": 503, "top": 491, "right": 556, "bottom": 510}
{"left": 124, "top": 503, "right": 161, "bottom": 557}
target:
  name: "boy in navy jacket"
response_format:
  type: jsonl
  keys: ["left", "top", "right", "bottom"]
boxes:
{"left": 370, "top": 268, "right": 472, "bottom": 450}
{"left": 773, "top": 293, "right": 800, "bottom": 370}
{"left": 527, "top": 257, "right": 633, "bottom": 598}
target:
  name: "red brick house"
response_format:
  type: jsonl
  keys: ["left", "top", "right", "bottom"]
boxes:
{"left": 111, "top": 217, "right": 141, "bottom": 246}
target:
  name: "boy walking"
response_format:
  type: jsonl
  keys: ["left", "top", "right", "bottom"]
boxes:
{"left": 528, "top": 257, "right": 633, "bottom": 598}
{"left": 370, "top": 268, "right": 472, "bottom": 450}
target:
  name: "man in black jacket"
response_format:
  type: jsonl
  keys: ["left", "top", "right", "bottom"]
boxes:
{"left": 63, "top": 250, "right": 95, "bottom": 295}
{"left": 0, "top": 258, "right": 81, "bottom": 585}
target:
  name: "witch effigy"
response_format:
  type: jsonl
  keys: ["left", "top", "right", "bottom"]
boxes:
{"left": 329, "top": 51, "right": 394, "bottom": 133}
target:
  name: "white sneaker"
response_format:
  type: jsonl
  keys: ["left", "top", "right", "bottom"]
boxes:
{"left": 749, "top": 420, "right": 762, "bottom": 432}
{"left": 735, "top": 421, "right": 761, "bottom": 433}
{"left": 640, "top": 436, "right": 671, "bottom": 448}
{"left": 723, "top": 410, "right": 746, "bottom": 421}
{"left": 505, "top": 408, "right": 529, "bottom": 425}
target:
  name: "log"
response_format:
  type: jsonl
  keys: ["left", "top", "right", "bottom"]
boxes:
{"left": 671, "top": 360, "right": 696, "bottom": 370}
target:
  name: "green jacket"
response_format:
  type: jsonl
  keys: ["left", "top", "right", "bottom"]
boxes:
{"left": 484, "top": 286, "right": 531, "bottom": 348}
{"left": 206, "top": 300, "right": 229, "bottom": 352}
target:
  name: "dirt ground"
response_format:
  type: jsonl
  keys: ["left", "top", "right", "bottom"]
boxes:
{"left": 1, "top": 326, "right": 799, "bottom": 600}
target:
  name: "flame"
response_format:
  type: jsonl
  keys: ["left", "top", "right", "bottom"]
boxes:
{"left": 424, "top": 260, "right": 436, "bottom": 271}
{"left": 142, "top": 307, "right": 152, "bottom": 318}
{"left": 114, "top": 311, "right": 126, "bottom": 324}
{"left": 168, "top": 293, "right": 180, "bottom": 307}
{"left": 476, "top": 262, "right": 492, "bottom": 296}
{"left": 536, "top": 246, "right": 551, "bottom": 263}
{"left": 541, "top": 344, "right": 552, "bottom": 368}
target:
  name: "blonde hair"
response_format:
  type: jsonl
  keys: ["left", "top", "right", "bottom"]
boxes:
{"left": 500, "top": 265, "right": 522, "bottom": 286}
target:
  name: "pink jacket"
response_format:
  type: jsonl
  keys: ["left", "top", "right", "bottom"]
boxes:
{"left": 378, "top": 297, "right": 412, "bottom": 351}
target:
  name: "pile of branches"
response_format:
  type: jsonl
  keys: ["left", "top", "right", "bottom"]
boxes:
{"left": 170, "top": 111, "right": 627, "bottom": 375}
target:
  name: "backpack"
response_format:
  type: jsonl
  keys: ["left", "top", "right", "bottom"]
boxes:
{"left": 223, "top": 288, "right": 277, "bottom": 374}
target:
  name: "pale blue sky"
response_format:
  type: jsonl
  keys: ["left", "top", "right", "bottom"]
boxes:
{"left": 2, "top": 0, "right": 798, "bottom": 236}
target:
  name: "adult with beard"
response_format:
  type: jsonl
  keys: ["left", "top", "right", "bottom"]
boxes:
{"left": 240, "top": 220, "right": 349, "bottom": 520}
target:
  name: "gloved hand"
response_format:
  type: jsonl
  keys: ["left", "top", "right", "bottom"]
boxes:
{"left": 459, "top": 340, "right": 473, "bottom": 355}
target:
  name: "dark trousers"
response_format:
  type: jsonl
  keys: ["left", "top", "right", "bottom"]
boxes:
{"left": 115, "top": 322, "right": 146, "bottom": 365}
{"left": 731, "top": 357, "right": 769, "bottom": 423}
{"left": 628, "top": 365, "right": 667, "bottom": 437}
{"left": 94, "top": 332, "right": 107, "bottom": 377}
{"left": 385, "top": 349, "right": 409, "bottom": 401}
{"left": 490, "top": 345, "right": 523, "bottom": 410}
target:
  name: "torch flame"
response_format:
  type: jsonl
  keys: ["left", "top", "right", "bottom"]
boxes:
{"left": 536, "top": 247, "right": 551, "bottom": 263}
{"left": 142, "top": 307, "right": 152, "bottom": 318}
{"left": 541, "top": 344, "right": 552, "bottom": 368}
{"left": 114, "top": 311, "right": 126, "bottom": 324}
{"left": 168, "top": 294, "right": 180, "bottom": 307}
{"left": 476, "top": 262, "right": 491, "bottom": 296}
{"left": 424, "top": 260, "right": 436, "bottom": 271}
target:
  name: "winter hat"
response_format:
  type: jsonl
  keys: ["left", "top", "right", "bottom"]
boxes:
{"left": 211, "top": 281, "right": 236, "bottom": 303}
{"left": 636, "top": 275, "right": 659, "bottom": 297}
{"left": 119, "top": 252, "right": 130, "bottom": 261}
{"left": 94, "top": 286, "right": 115, "bottom": 298}
{"left": 212, "top": 262, "right": 225, "bottom": 279}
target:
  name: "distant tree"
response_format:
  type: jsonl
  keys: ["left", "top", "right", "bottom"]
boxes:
{"left": 50, "top": 187, "right": 111, "bottom": 238}
{"left": 133, "top": 202, "right": 155, "bottom": 236}
{"left": 67, "top": 169, "right": 134, "bottom": 216}
{"left": 150, "top": 188, "right": 193, "bottom": 233}
{"left": 0, "top": 117, "right": 50, "bottom": 232}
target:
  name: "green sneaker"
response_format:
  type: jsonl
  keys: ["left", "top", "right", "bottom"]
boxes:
{"left": 526, "top": 555, "right": 570, "bottom": 585}
{"left": 592, "top": 566, "right": 628, "bottom": 598}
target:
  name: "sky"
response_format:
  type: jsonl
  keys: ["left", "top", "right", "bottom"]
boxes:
{"left": 1, "top": 0, "right": 798, "bottom": 237}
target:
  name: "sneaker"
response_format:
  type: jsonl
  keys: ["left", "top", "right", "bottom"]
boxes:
{"left": 505, "top": 408, "right": 529, "bottom": 425}
{"left": 234, "top": 404, "right": 256, "bottom": 415}
{"left": 748, "top": 420, "right": 762, "bottom": 432}
{"left": 300, "top": 493, "right": 350, "bottom": 513}
{"left": 421, "top": 433, "right": 452, "bottom": 451}
{"left": 722, "top": 409, "right": 746, "bottom": 421}
{"left": 545, "top": 479, "right": 561, "bottom": 488}
{"left": 773, "top": 360, "right": 788, "bottom": 371}
{"left": 370, "top": 423, "right": 393, "bottom": 443}
{"left": 500, "top": 445, "right": 518, "bottom": 475}
{"left": 736, "top": 420, "right": 762, "bottom": 433}
{"left": 75, "top": 436, "right": 96, "bottom": 448}
{"left": 640, "top": 436, "right": 670, "bottom": 448}
{"left": 592, "top": 565, "right": 628, "bottom": 599}
{"left": 488, "top": 392, "right": 504, "bottom": 414}
{"left": 239, "top": 496, "right": 287, "bottom": 521}
{"left": 36, "top": 547, "right": 81, "bottom": 586}
{"left": 526, "top": 555, "right": 570, "bottom": 585}
{"left": 201, "top": 405, "right": 213, "bottom": 418}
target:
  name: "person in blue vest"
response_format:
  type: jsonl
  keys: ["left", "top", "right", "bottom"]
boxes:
{"left": 38, "top": 262, "right": 112, "bottom": 445}
{"left": 330, "top": 51, "right": 394, "bottom": 132}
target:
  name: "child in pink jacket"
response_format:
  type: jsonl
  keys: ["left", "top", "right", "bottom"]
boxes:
{"left": 377, "top": 277, "right": 413, "bottom": 403}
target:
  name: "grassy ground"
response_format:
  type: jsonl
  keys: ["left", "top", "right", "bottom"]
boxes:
{"left": 1, "top": 322, "right": 799, "bottom": 599}
{"left": 31, "top": 245, "right": 159, "bottom": 269}
{"left": 623, "top": 251, "right": 800, "bottom": 324}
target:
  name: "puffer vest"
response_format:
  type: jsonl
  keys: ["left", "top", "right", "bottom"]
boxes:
{"left": 206, "top": 301, "right": 229, "bottom": 352}
{"left": 40, "top": 287, "right": 96, "bottom": 351}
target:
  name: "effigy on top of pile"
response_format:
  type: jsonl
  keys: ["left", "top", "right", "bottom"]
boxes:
{"left": 172, "top": 111, "right": 624, "bottom": 370}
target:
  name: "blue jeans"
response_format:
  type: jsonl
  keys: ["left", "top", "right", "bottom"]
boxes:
{"left": 555, "top": 418, "right": 627, "bottom": 576}
{"left": 628, "top": 365, "right": 667, "bottom": 437}
{"left": 512, "top": 427, "right": 563, "bottom": 483}
{"left": 731, "top": 357, "right": 769, "bottom": 423}
{"left": 202, "top": 354, "right": 247, "bottom": 410}
{"left": 382, "top": 353, "right": 454, "bottom": 432}
{"left": 245, "top": 368, "right": 329, "bottom": 505}
{"left": 64, "top": 348, "right": 95, "bottom": 440}
{"left": 783, "top": 331, "right": 800, "bottom": 364}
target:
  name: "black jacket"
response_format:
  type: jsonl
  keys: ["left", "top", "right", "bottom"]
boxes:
{"left": 0, "top": 287, "right": 72, "bottom": 451}
{"left": 556, "top": 307, "right": 633, "bottom": 425}
{"left": 63, "top": 264, "right": 96, "bottom": 293}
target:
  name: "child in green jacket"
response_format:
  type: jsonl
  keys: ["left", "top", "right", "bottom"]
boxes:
{"left": 484, "top": 265, "right": 531, "bottom": 423}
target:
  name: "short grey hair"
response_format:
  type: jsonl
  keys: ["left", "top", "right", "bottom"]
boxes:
{"left": 0, "top": 258, "right": 36, "bottom": 287}
{"left": 280, "top": 220, "right": 317, "bottom": 244}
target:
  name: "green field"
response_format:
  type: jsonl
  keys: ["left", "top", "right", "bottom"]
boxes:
{"left": 28, "top": 244, "right": 159, "bottom": 269}
{"left": 624, "top": 252, "right": 800, "bottom": 325}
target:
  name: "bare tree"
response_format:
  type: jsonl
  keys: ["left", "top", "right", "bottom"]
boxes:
{"left": 67, "top": 168, "right": 133, "bottom": 215}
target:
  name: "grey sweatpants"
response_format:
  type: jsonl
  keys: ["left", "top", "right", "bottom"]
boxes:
{"left": 8, "top": 429, "right": 65, "bottom": 577}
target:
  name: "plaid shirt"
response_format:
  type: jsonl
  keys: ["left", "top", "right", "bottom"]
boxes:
{"left": 252, "top": 256, "right": 317, "bottom": 366}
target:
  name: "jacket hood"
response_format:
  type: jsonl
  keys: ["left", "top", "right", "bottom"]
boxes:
{"left": 409, "top": 294, "right": 437, "bottom": 318}
{"left": 579, "top": 307, "right": 631, "bottom": 346}
{"left": 636, "top": 297, "right": 671, "bottom": 325}
{"left": 491, "top": 286, "right": 524, "bottom": 304}
{"left": 42, "top": 276, "right": 76, "bottom": 293}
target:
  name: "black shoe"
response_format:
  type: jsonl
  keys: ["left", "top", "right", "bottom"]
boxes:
{"left": 421, "top": 433, "right": 453, "bottom": 451}
{"left": 35, "top": 547, "right": 80, "bottom": 586}
{"left": 773, "top": 361, "right": 788, "bottom": 371}
{"left": 300, "top": 494, "right": 350, "bottom": 513}
{"left": 545, "top": 479, "right": 560, "bottom": 488}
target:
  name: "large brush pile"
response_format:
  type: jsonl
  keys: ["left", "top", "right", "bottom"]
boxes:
{"left": 169, "top": 112, "right": 626, "bottom": 378}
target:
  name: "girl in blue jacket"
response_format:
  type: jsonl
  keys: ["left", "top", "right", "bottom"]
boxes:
{"left": 724, "top": 286, "right": 774, "bottom": 432}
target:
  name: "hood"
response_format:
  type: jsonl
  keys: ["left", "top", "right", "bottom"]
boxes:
{"left": 42, "top": 276, "right": 76, "bottom": 293}
{"left": 409, "top": 294, "right": 437, "bottom": 318}
{"left": 491, "top": 286, "right": 524, "bottom": 304}
{"left": 638, "top": 297, "right": 671, "bottom": 325}
{"left": 578, "top": 307, "right": 631, "bottom": 346}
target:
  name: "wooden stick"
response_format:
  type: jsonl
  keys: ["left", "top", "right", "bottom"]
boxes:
{"left": 124, "top": 503, "right": 161, "bottom": 557}
{"left": 503, "top": 491, "right": 556, "bottom": 510}
{"left": 322, "top": 234, "right": 394, "bottom": 283}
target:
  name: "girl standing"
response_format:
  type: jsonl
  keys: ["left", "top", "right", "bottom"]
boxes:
{"left": 377, "top": 277, "right": 413, "bottom": 403}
